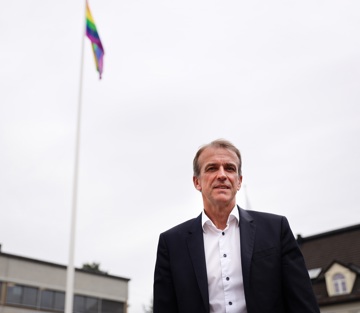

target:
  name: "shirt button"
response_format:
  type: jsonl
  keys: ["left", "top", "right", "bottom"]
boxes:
{"left": 222, "top": 232, "right": 225, "bottom": 235}
{"left": 226, "top": 277, "right": 230, "bottom": 281}
{"left": 229, "top": 302, "right": 232, "bottom": 305}
{"left": 223, "top": 254, "right": 227, "bottom": 257}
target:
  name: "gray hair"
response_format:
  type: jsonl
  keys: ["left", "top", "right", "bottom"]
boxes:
{"left": 193, "top": 139, "right": 242, "bottom": 177}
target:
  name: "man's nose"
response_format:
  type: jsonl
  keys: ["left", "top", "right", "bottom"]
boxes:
{"left": 217, "top": 167, "right": 226, "bottom": 179}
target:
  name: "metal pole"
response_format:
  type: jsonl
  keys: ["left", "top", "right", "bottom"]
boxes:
{"left": 65, "top": 2, "right": 87, "bottom": 313}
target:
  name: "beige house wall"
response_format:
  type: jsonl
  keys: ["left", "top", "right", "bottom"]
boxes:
{"left": 0, "top": 254, "right": 129, "bottom": 310}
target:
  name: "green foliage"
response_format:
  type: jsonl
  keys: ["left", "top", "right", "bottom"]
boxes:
{"left": 81, "top": 262, "right": 108, "bottom": 274}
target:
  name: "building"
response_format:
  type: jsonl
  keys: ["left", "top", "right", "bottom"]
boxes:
{"left": 0, "top": 247, "right": 129, "bottom": 313}
{"left": 298, "top": 224, "right": 360, "bottom": 313}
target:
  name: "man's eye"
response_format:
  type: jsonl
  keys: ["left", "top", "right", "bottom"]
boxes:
{"left": 226, "top": 166, "right": 236, "bottom": 172}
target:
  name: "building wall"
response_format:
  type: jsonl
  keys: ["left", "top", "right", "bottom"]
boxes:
{"left": 0, "top": 256, "right": 66, "bottom": 290}
{"left": 75, "top": 271, "right": 128, "bottom": 302}
{"left": 0, "top": 255, "right": 128, "bottom": 301}
{"left": 320, "top": 302, "right": 360, "bottom": 313}
{"left": 0, "top": 254, "right": 129, "bottom": 313}
{"left": 1, "top": 305, "right": 42, "bottom": 313}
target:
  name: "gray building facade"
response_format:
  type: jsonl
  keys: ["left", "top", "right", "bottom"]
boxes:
{"left": 0, "top": 249, "right": 129, "bottom": 313}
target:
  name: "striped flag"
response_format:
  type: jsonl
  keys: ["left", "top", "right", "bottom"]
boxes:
{"left": 86, "top": 1, "right": 104, "bottom": 79}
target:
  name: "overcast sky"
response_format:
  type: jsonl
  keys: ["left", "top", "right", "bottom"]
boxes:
{"left": 1, "top": 0, "right": 360, "bottom": 312}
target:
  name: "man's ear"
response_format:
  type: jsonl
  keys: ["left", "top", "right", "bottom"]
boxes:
{"left": 193, "top": 176, "right": 202, "bottom": 191}
{"left": 237, "top": 175, "right": 243, "bottom": 191}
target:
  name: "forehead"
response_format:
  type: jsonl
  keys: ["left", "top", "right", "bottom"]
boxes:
{"left": 198, "top": 147, "right": 239, "bottom": 168}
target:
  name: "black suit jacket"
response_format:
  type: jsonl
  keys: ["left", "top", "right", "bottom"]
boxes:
{"left": 153, "top": 207, "right": 320, "bottom": 313}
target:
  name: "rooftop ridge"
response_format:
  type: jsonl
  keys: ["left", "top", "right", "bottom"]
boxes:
{"left": 297, "top": 223, "right": 360, "bottom": 243}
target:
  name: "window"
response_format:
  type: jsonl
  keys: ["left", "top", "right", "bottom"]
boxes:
{"left": 41, "top": 290, "right": 53, "bottom": 309}
{"left": 74, "top": 295, "right": 86, "bottom": 313}
{"left": 54, "top": 291, "right": 65, "bottom": 311}
{"left": 6, "top": 284, "right": 38, "bottom": 308}
{"left": 3, "top": 285, "right": 124, "bottom": 313}
{"left": 74, "top": 295, "right": 99, "bottom": 313}
{"left": 40, "top": 290, "right": 65, "bottom": 311}
{"left": 6, "top": 285, "right": 21, "bottom": 304}
{"left": 333, "top": 273, "right": 347, "bottom": 295}
{"left": 102, "top": 299, "right": 124, "bottom": 313}
{"left": 23, "top": 287, "right": 38, "bottom": 307}
{"left": 85, "top": 297, "right": 99, "bottom": 313}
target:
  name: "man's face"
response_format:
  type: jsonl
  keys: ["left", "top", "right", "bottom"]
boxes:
{"left": 193, "top": 147, "right": 242, "bottom": 209}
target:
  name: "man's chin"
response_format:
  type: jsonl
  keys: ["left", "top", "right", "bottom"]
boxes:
{"left": 213, "top": 195, "right": 235, "bottom": 205}
{"left": 214, "top": 190, "right": 233, "bottom": 199}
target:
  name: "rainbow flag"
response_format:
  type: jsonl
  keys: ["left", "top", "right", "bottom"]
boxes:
{"left": 86, "top": 1, "right": 104, "bottom": 79}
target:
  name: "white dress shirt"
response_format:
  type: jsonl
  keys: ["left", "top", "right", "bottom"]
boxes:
{"left": 202, "top": 206, "right": 247, "bottom": 313}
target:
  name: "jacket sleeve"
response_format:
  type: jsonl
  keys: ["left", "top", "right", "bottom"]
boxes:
{"left": 153, "top": 233, "right": 179, "bottom": 313}
{"left": 280, "top": 216, "right": 320, "bottom": 313}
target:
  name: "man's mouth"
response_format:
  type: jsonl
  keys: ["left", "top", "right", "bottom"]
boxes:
{"left": 214, "top": 185, "right": 230, "bottom": 189}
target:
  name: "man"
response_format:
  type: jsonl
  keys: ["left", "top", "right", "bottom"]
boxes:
{"left": 153, "top": 139, "right": 319, "bottom": 313}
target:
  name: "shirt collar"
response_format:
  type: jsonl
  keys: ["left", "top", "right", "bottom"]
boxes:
{"left": 202, "top": 205, "right": 239, "bottom": 231}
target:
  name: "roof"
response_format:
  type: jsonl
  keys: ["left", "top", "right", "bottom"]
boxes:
{"left": 297, "top": 224, "right": 360, "bottom": 306}
{"left": 0, "top": 251, "right": 130, "bottom": 282}
{"left": 297, "top": 224, "right": 360, "bottom": 271}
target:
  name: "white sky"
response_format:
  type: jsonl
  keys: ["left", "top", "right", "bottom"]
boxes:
{"left": 1, "top": 1, "right": 360, "bottom": 312}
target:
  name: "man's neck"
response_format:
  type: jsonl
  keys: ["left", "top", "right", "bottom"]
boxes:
{"left": 204, "top": 203, "right": 235, "bottom": 230}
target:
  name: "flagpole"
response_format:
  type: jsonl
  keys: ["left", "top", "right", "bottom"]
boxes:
{"left": 65, "top": 2, "right": 87, "bottom": 313}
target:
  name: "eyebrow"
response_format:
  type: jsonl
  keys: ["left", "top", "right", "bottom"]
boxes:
{"left": 204, "top": 163, "right": 217, "bottom": 169}
{"left": 204, "top": 162, "right": 237, "bottom": 169}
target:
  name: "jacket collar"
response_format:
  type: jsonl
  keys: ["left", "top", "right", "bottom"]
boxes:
{"left": 186, "top": 214, "right": 210, "bottom": 312}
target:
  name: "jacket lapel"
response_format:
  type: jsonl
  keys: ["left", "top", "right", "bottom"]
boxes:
{"left": 186, "top": 213, "right": 210, "bottom": 312}
{"left": 238, "top": 206, "right": 255, "bottom": 296}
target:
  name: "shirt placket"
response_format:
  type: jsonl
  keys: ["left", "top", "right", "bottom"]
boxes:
{"left": 219, "top": 229, "right": 234, "bottom": 312}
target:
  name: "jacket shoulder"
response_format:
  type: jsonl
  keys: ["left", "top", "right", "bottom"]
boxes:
{"left": 160, "top": 215, "right": 200, "bottom": 236}
{"left": 245, "top": 209, "right": 285, "bottom": 221}
{"left": 240, "top": 208, "right": 291, "bottom": 232}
